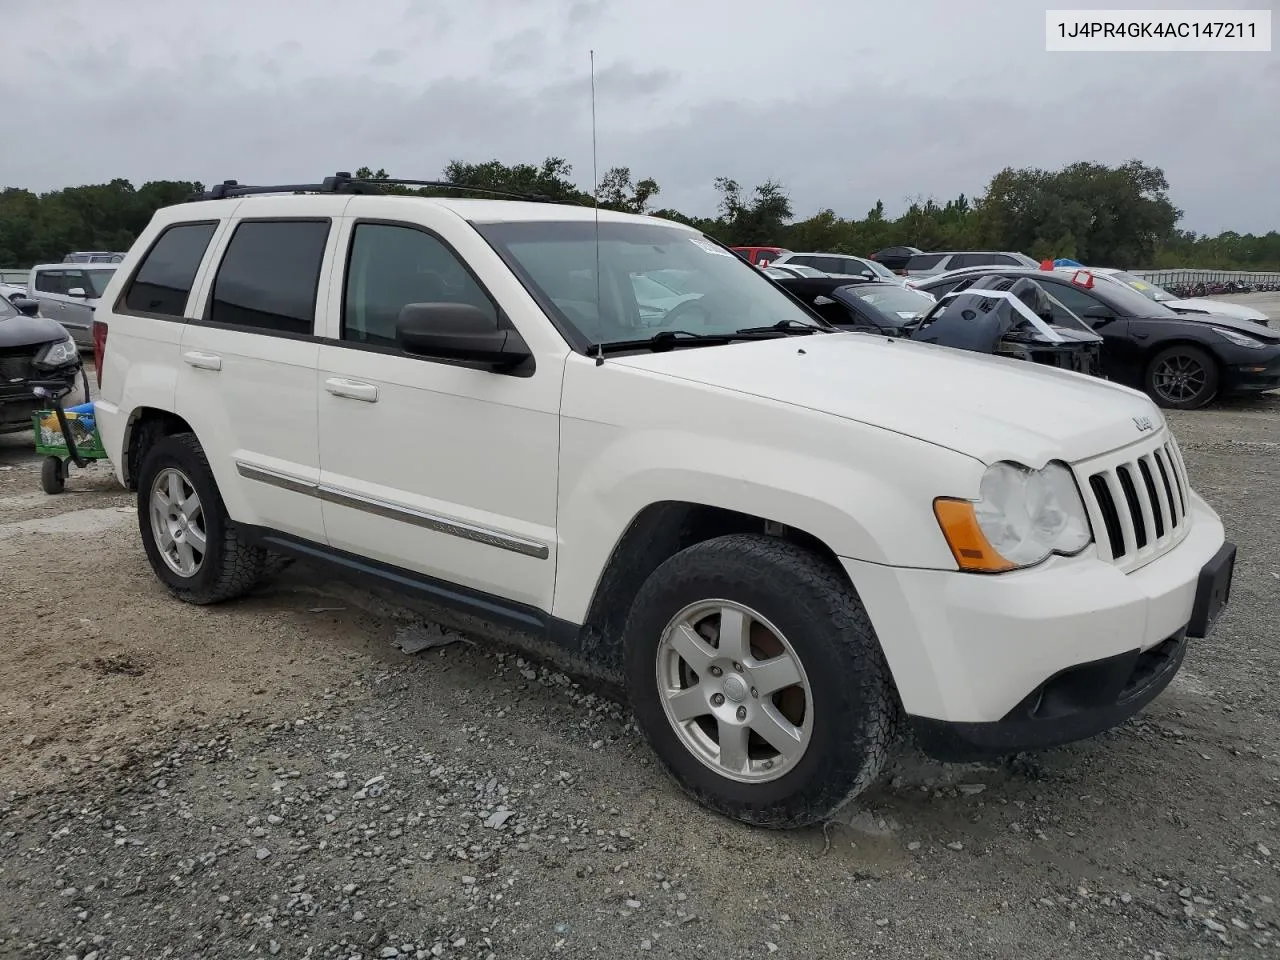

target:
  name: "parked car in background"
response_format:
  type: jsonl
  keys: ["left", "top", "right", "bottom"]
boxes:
{"left": 27, "top": 263, "right": 117, "bottom": 350}
{"left": 773, "top": 277, "right": 933, "bottom": 334}
{"left": 62, "top": 251, "right": 127, "bottom": 264}
{"left": 912, "top": 267, "right": 1280, "bottom": 409}
{"left": 0, "top": 291, "right": 83, "bottom": 433}
{"left": 1091, "top": 268, "right": 1271, "bottom": 326}
{"left": 772, "top": 252, "right": 915, "bottom": 287}
{"left": 868, "top": 246, "right": 922, "bottom": 273}
{"left": 1, "top": 268, "right": 28, "bottom": 300}
{"left": 764, "top": 263, "right": 828, "bottom": 279}
{"left": 904, "top": 251, "right": 1038, "bottom": 277}
{"left": 729, "top": 245, "right": 791, "bottom": 267}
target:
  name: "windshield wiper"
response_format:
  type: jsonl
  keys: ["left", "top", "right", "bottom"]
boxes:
{"left": 590, "top": 330, "right": 737, "bottom": 354}
{"left": 590, "top": 321, "right": 830, "bottom": 355}
{"left": 732, "top": 318, "right": 831, "bottom": 336}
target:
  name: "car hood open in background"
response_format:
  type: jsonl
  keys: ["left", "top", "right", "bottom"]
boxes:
{"left": 610, "top": 332, "right": 1161, "bottom": 466}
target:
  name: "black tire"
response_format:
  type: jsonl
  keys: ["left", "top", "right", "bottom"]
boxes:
{"left": 135, "top": 432, "right": 266, "bottom": 604}
{"left": 622, "top": 534, "right": 898, "bottom": 829}
{"left": 1145, "top": 345, "right": 1219, "bottom": 410}
{"left": 40, "top": 457, "right": 65, "bottom": 495}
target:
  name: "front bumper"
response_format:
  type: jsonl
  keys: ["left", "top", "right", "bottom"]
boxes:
{"left": 1222, "top": 345, "right": 1280, "bottom": 395}
{"left": 842, "top": 491, "right": 1232, "bottom": 758}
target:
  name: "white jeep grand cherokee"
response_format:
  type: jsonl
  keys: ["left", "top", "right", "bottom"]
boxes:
{"left": 91, "top": 176, "right": 1236, "bottom": 828}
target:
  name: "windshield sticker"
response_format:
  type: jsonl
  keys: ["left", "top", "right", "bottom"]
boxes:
{"left": 1132, "top": 281, "right": 1149, "bottom": 290}
{"left": 690, "top": 237, "right": 734, "bottom": 257}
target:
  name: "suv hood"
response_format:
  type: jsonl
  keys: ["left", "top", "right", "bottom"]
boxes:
{"left": 609, "top": 332, "right": 1163, "bottom": 466}
{"left": 1168, "top": 297, "right": 1271, "bottom": 325}
{"left": 0, "top": 314, "right": 69, "bottom": 350}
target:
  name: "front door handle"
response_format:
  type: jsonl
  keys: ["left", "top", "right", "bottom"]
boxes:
{"left": 325, "top": 378, "right": 379, "bottom": 403}
{"left": 183, "top": 351, "right": 223, "bottom": 371}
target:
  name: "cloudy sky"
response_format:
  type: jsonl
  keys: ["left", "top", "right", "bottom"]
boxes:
{"left": 1, "top": 0, "right": 1276, "bottom": 235}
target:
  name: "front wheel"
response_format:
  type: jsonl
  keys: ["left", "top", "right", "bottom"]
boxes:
{"left": 1145, "top": 345, "right": 1219, "bottom": 409}
{"left": 135, "top": 433, "right": 266, "bottom": 604}
{"left": 623, "top": 534, "right": 898, "bottom": 828}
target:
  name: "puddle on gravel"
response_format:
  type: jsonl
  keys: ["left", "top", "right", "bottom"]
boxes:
{"left": 0, "top": 505, "right": 133, "bottom": 539}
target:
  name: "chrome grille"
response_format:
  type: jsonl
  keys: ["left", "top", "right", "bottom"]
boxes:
{"left": 1078, "top": 435, "right": 1191, "bottom": 571}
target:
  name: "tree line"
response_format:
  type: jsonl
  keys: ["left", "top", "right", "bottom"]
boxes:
{"left": 1, "top": 159, "right": 1277, "bottom": 272}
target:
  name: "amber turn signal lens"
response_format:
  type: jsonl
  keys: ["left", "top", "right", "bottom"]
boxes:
{"left": 933, "top": 498, "right": 1016, "bottom": 573}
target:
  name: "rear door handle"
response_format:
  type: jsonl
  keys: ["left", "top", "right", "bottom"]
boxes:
{"left": 325, "top": 378, "right": 378, "bottom": 403}
{"left": 183, "top": 351, "right": 222, "bottom": 371}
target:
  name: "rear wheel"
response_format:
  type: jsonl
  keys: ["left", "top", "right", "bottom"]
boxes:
{"left": 136, "top": 433, "right": 266, "bottom": 604}
{"left": 623, "top": 534, "right": 898, "bottom": 828}
{"left": 1146, "top": 345, "right": 1219, "bottom": 409}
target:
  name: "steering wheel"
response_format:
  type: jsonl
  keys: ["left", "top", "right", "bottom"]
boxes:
{"left": 654, "top": 297, "right": 712, "bottom": 330}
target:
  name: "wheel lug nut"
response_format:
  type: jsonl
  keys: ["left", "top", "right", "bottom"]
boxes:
{"left": 732, "top": 662, "right": 743, "bottom": 672}
{"left": 709, "top": 666, "right": 722, "bottom": 677}
{"left": 711, "top": 693, "right": 725, "bottom": 707}
{"left": 736, "top": 706, "right": 747, "bottom": 721}
{"left": 750, "top": 687, "right": 758, "bottom": 699}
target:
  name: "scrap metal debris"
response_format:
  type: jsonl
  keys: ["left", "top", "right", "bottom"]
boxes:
{"left": 393, "top": 623, "right": 468, "bottom": 655}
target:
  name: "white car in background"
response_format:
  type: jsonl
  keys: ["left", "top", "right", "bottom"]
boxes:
{"left": 772, "top": 252, "right": 916, "bottom": 287}
{"left": 1091, "top": 268, "right": 1271, "bottom": 325}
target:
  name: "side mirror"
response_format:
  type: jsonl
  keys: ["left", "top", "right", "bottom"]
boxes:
{"left": 66, "top": 287, "right": 88, "bottom": 298}
{"left": 396, "top": 302, "right": 531, "bottom": 370}
{"left": 1079, "top": 304, "right": 1114, "bottom": 322}
{"left": 11, "top": 296, "right": 39, "bottom": 317}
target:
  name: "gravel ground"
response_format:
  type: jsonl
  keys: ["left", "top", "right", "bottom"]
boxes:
{"left": 1, "top": 317, "right": 1278, "bottom": 960}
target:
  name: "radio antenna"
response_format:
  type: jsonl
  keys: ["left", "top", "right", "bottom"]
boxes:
{"left": 590, "top": 49, "right": 604, "bottom": 366}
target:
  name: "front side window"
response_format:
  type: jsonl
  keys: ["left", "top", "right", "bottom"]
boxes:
{"left": 125, "top": 222, "right": 216, "bottom": 317}
{"left": 343, "top": 222, "right": 497, "bottom": 347}
{"left": 209, "top": 220, "right": 330, "bottom": 335}
{"left": 82, "top": 268, "right": 115, "bottom": 298}
{"left": 476, "top": 220, "right": 822, "bottom": 348}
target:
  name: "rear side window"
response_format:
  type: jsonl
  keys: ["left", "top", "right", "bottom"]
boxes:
{"left": 342, "top": 222, "right": 497, "bottom": 348}
{"left": 208, "top": 220, "right": 330, "bottom": 335}
{"left": 34, "top": 271, "right": 65, "bottom": 294}
{"left": 124, "top": 222, "right": 218, "bottom": 317}
{"left": 907, "top": 254, "right": 945, "bottom": 270}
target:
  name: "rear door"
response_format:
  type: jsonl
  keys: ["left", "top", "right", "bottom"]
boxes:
{"left": 30, "top": 268, "right": 69, "bottom": 326}
{"left": 176, "top": 200, "right": 345, "bottom": 542}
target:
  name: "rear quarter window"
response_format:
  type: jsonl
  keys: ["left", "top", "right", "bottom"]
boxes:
{"left": 124, "top": 222, "right": 219, "bottom": 318}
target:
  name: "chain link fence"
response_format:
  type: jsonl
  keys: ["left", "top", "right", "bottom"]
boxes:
{"left": 1127, "top": 269, "right": 1280, "bottom": 298}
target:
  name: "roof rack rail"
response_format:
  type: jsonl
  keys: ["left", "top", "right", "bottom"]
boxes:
{"left": 185, "top": 172, "right": 572, "bottom": 205}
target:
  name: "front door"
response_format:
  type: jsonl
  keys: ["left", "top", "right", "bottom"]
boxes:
{"left": 314, "top": 214, "right": 561, "bottom": 613}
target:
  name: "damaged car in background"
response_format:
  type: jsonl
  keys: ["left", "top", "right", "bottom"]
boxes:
{"left": 908, "top": 275, "right": 1103, "bottom": 376}
{"left": 0, "top": 291, "right": 87, "bottom": 434}
{"left": 913, "top": 267, "right": 1280, "bottom": 409}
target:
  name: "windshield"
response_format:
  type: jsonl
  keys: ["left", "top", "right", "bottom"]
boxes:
{"left": 0, "top": 294, "right": 16, "bottom": 320}
{"left": 858, "top": 258, "right": 898, "bottom": 280}
{"left": 845, "top": 284, "right": 935, "bottom": 315}
{"left": 1087, "top": 273, "right": 1180, "bottom": 317}
{"left": 1105, "top": 270, "right": 1177, "bottom": 302}
{"left": 477, "top": 220, "right": 823, "bottom": 347}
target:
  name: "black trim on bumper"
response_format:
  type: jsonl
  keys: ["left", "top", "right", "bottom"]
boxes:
{"left": 910, "top": 630, "right": 1187, "bottom": 763}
